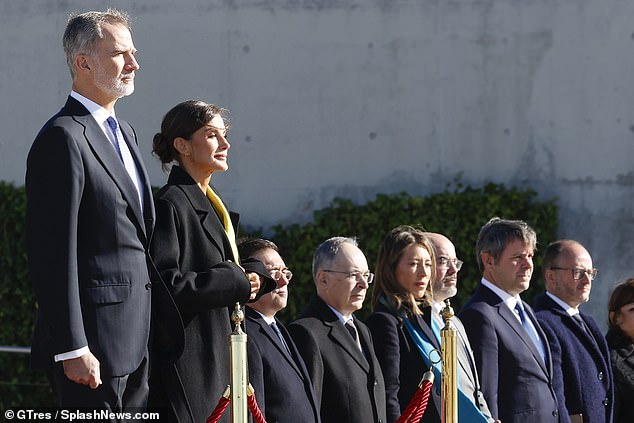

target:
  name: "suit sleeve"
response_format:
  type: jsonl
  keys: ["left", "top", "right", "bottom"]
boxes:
{"left": 287, "top": 323, "right": 324, "bottom": 408}
{"left": 26, "top": 124, "right": 88, "bottom": 356}
{"left": 150, "top": 196, "right": 250, "bottom": 312}
{"left": 537, "top": 318, "right": 572, "bottom": 423}
{"left": 460, "top": 306, "right": 499, "bottom": 420}
{"left": 366, "top": 312, "right": 402, "bottom": 422}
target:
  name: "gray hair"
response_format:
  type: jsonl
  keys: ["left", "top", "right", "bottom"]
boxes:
{"left": 63, "top": 9, "right": 132, "bottom": 78}
{"left": 475, "top": 217, "right": 537, "bottom": 272}
{"left": 312, "top": 237, "right": 358, "bottom": 282}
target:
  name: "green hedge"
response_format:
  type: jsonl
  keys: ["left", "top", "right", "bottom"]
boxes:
{"left": 0, "top": 182, "right": 53, "bottom": 409}
{"left": 261, "top": 182, "right": 559, "bottom": 323}
{"left": 0, "top": 180, "right": 557, "bottom": 409}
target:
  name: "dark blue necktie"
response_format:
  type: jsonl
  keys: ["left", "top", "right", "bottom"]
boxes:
{"left": 106, "top": 116, "right": 142, "bottom": 207}
{"left": 514, "top": 302, "right": 545, "bottom": 363}
{"left": 270, "top": 321, "right": 290, "bottom": 353}
{"left": 106, "top": 117, "right": 124, "bottom": 161}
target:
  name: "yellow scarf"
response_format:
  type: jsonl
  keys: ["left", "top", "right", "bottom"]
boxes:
{"left": 206, "top": 186, "right": 240, "bottom": 264}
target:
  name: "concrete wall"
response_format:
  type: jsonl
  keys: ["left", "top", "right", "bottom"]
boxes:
{"left": 2, "top": 0, "right": 634, "bottom": 328}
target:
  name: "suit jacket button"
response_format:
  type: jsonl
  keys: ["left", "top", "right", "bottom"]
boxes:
{"left": 145, "top": 282, "right": 152, "bottom": 290}
{"left": 603, "top": 398, "right": 609, "bottom": 406}
{"left": 552, "top": 410, "right": 558, "bottom": 417}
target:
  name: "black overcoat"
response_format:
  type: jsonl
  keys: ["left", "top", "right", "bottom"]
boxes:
{"left": 149, "top": 165, "right": 251, "bottom": 423}
{"left": 288, "top": 295, "right": 387, "bottom": 423}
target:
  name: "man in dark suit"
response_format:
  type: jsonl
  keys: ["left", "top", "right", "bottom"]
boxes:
{"left": 459, "top": 218, "right": 560, "bottom": 423}
{"left": 534, "top": 240, "right": 613, "bottom": 423}
{"left": 426, "top": 232, "right": 495, "bottom": 422}
{"left": 238, "top": 238, "right": 321, "bottom": 423}
{"left": 288, "top": 237, "right": 387, "bottom": 423}
{"left": 26, "top": 9, "right": 154, "bottom": 411}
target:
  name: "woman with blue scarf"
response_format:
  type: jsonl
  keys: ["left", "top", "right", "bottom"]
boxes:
{"left": 366, "top": 225, "right": 441, "bottom": 423}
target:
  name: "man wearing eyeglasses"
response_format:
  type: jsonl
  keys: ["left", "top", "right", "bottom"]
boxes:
{"left": 238, "top": 238, "right": 321, "bottom": 423}
{"left": 288, "top": 237, "right": 386, "bottom": 423}
{"left": 425, "top": 232, "right": 496, "bottom": 423}
{"left": 534, "top": 240, "right": 614, "bottom": 423}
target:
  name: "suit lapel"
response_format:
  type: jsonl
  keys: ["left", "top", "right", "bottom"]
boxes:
{"left": 497, "top": 303, "right": 540, "bottom": 363}
{"left": 584, "top": 315, "right": 612, "bottom": 373}
{"left": 70, "top": 99, "right": 147, "bottom": 241}
{"left": 313, "top": 298, "right": 370, "bottom": 372}
{"left": 523, "top": 302, "right": 552, "bottom": 374}
{"left": 543, "top": 295, "right": 610, "bottom": 371}
{"left": 328, "top": 321, "right": 370, "bottom": 371}
{"left": 118, "top": 119, "right": 154, "bottom": 237}
{"left": 247, "top": 308, "right": 305, "bottom": 378}
{"left": 482, "top": 285, "right": 549, "bottom": 375}
{"left": 276, "top": 318, "right": 309, "bottom": 380}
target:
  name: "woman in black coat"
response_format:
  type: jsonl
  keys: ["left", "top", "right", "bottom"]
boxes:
{"left": 365, "top": 225, "right": 441, "bottom": 423}
{"left": 148, "top": 100, "right": 261, "bottom": 423}
{"left": 607, "top": 277, "right": 634, "bottom": 423}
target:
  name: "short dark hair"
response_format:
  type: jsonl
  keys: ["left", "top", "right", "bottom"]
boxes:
{"left": 238, "top": 238, "right": 279, "bottom": 260}
{"left": 475, "top": 217, "right": 537, "bottom": 273}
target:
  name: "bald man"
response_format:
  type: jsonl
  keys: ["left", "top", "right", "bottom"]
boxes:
{"left": 426, "top": 233, "right": 495, "bottom": 423}
{"left": 534, "top": 240, "right": 613, "bottom": 423}
{"left": 288, "top": 237, "right": 386, "bottom": 423}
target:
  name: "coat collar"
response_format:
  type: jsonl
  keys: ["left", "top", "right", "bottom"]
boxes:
{"left": 535, "top": 292, "right": 610, "bottom": 365}
{"left": 166, "top": 165, "right": 235, "bottom": 259}
{"left": 308, "top": 295, "right": 370, "bottom": 372}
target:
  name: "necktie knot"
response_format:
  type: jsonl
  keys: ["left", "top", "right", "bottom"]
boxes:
{"left": 106, "top": 116, "right": 118, "bottom": 133}
{"left": 345, "top": 320, "right": 363, "bottom": 352}
{"left": 345, "top": 320, "right": 357, "bottom": 338}
{"left": 514, "top": 302, "right": 526, "bottom": 322}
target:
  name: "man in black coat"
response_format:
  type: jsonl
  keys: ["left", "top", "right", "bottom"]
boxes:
{"left": 239, "top": 238, "right": 321, "bottom": 423}
{"left": 534, "top": 240, "right": 613, "bottom": 423}
{"left": 288, "top": 237, "right": 386, "bottom": 423}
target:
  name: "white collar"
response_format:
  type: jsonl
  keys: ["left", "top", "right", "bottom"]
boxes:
{"left": 326, "top": 303, "right": 354, "bottom": 326}
{"left": 481, "top": 277, "right": 523, "bottom": 313}
{"left": 251, "top": 308, "right": 276, "bottom": 325}
{"left": 70, "top": 90, "right": 114, "bottom": 123}
{"left": 545, "top": 291, "right": 579, "bottom": 316}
